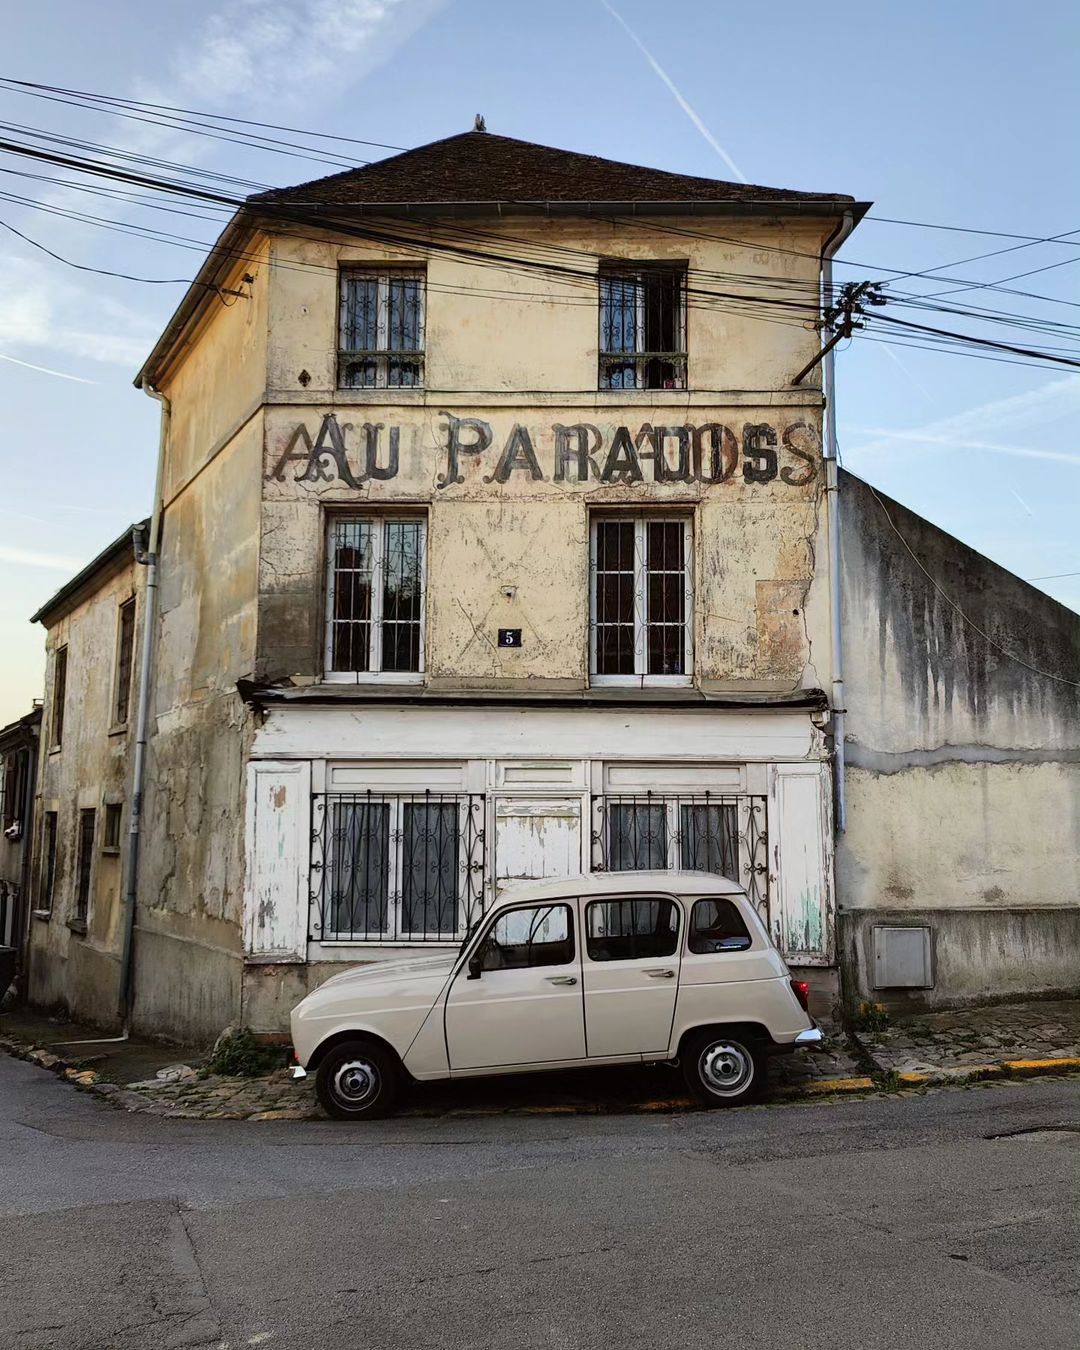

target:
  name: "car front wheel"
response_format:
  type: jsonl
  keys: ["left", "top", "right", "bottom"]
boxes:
{"left": 315, "top": 1040, "right": 402, "bottom": 1120}
{"left": 682, "top": 1030, "right": 766, "bottom": 1108}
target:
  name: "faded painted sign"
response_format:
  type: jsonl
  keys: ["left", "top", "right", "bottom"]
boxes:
{"left": 268, "top": 412, "right": 819, "bottom": 490}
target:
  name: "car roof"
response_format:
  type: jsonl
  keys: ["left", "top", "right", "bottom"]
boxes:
{"left": 490, "top": 870, "right": 749, "bottom": 911}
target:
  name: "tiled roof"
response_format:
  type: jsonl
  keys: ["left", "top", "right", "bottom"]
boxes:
{"left": 248, "top": 131, "right": 856, "bottom": 210}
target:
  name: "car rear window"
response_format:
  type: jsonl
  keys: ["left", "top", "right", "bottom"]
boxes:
{"left": 687, "top": 898, "right": 752, "bottom": 954}
{"left": 585, "top": 898, "right": 679, "bottom": 962}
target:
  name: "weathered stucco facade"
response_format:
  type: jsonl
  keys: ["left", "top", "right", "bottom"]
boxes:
{"left": 837, "top": 472, "right": 1080, "bottom": 1009}
{"left": 26, "top": 530, "right": 146, "bottom": 1028}
{"left": 26, "top": 131, "right": 1074, "bottom": 1045}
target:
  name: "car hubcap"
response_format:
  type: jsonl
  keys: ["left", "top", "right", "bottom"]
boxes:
{"left": 333, "top": 1058, "right": 379, "bottom": 1107}
{"left": 699, "top": 1042, "right": 753, "bottom": 1097}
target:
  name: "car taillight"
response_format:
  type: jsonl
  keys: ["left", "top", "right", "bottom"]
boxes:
{"left": 790, "top": 979, "right": 811, "bottom": 1012}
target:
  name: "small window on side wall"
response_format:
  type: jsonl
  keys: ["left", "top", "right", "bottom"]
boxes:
{"left": 688, "top": 898, "right": 752, "bottom": 954}
{"left": 325, "top": 516, "right": 426, "bottom": 679}
{"left": 338, "top": 269, "right": 424, "bottom": 389}
{"left": 103, "top": 803, "right": 123, "bottom": 852}
{"left": 51, "top": 646, "right": 68, "bottom": 747}
{"left": 114, "top": 598, "right": 136, "bottom": 726}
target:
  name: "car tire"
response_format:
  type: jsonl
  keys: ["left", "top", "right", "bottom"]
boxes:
{"left": 682, "top": 1030, "right": 767, "bottom": 1108}
{"left": 315, "top": 1040, "right": 403, "bottom": 1121}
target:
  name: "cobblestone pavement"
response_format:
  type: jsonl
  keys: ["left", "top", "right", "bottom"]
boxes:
{"left": 860, "top": 999, "right": 1080, "bottom": 1075}
{"left": 5, "top": 1000, "right": 1078, "bottom": 1121}
{"left": 101, "top": 1033, "right": 867, "bottom": 1120}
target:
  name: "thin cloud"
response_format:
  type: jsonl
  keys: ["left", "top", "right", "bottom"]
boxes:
{"left": 0, "top": 543, "right": 84, "bottom": 570}
{"left": 0, "top": 352, "right": 96, "bottom": 384}
{"left": 847, "top": 374, "right": 1080, "bottom": 461}
{"left": 597, "top": 0, "right": 748, "bottom": 184}
{"left": 845, "top": 425, "right": 1080, "bottom": 466}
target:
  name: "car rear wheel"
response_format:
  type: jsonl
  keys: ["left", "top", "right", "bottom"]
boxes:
{"left": 315, "top": 1040, "right": 402, "bottom": 1120}
{"left": 682, "top": 1030, "right": 766, "bottom": 1108}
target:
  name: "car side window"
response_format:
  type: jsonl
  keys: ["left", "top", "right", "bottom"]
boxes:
{"left": 480, "top": 904, "right": 575, "bottom": 971}
{"left": 687, "top": 898, "right": 752, "bottom": 954}
{"left": 585, "top": 898, "right": 678, "bottom": 962}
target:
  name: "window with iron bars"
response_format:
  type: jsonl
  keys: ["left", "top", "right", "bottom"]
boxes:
{"left": 591, "top": 792, "right": 769, "bottom": 917}
{"left": 338, "top": 268, "right": 424, "bottom": 389}
{"left": 325, "top": 516, "right": 426, "bottom": 679}
{"left": 310, "top": 791, "right": 486, "bottom": 943}
{"left": 599, "top": 263, "right": 687, "bottom": 390}
{"left": 590, "top": 515, "right": 692, "bottom": 684}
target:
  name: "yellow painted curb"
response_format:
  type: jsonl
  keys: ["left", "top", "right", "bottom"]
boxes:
{"left": 802, "top": 1076, "right": 875, "bottom": 1095}
{"left": 1003, "top": 1056, "right": 1080, "bottom": 1077}
{"left": 897, "top": 1072, "right": 929, "bottom": 1085}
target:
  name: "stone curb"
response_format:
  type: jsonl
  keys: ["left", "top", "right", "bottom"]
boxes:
{"left": 3, "top": 1032, "right": 1078, "bottom": 1122}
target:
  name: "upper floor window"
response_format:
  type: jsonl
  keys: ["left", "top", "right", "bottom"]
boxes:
{"left": 599, "top": 263, "right": 686, "bottom": 390}
{"left": 114, "top": 598, "right": 136, "bottom": 727}
{"left": 590, "top": 515, "right": 692, "bottom": 685}
{"left": 51, "top": 646, "right": 68, "bottom": 748}
{"left": 325, "top": 516, "right": 426, "bottom": 680}
{"left": 338, "top": 268, "right": 425, "bottom": 389}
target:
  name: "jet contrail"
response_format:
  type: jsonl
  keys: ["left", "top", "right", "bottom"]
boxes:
{"left": 597, "top": 0, "right": 749, "bottom": 184}
{"left": 0, "top": 352, "right": 96, "bottom": 383}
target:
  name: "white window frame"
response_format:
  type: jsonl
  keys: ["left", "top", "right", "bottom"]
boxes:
{"left": 324, "top": 515, "right": 427, "bottom": 684}
{"left": 337, "top": 268, "right": 426, "bottom": 390}
{"left": 589, "top": 514, "right": 693, "bottom": 687}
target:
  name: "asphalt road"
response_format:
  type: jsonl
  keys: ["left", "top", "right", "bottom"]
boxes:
{"left": 2, "top": 1056, "right": 1078, "bottom": 1350}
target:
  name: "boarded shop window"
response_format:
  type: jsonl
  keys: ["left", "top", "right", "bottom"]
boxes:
{"left": 74, "top": 808, "right": 95, "bottom": 924}
{"left": 338, "top": 269, "right": 424, "bottom": 388}
{"left": 39, "top": 812, "right": 57, "bottom": 913}
{"left": 590, "top": 515, "right": 692, "bottom": 683}
{"left": 325, "top": 516, "right": 426, "bottom": 678}
{"left": 51, "top": 646, "right": 68, "bottom": 747}
{"left": 114, "top": 598, "right": 136, "bottom": 726}
{"left": 599, "top": 263, "right": 686, "bottom": 390}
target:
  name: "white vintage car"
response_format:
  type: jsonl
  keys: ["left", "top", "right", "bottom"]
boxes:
{"left": 290, "top": 870, "right": 822, "bottom": 1119}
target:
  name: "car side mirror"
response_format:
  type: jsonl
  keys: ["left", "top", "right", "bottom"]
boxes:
{"left": 467, "top": 952, "right": 483, "bottom": 980}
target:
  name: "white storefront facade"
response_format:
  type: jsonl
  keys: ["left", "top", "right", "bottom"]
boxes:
{"left": 243, "top": 699, "right": 835, "bottom": 1003}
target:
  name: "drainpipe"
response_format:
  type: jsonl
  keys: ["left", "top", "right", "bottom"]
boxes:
{"left": 117, "top": 385, "right": 169, "bottom": 1027}
{"left": 821, "top": 211, "right": 855, "bottom": 834}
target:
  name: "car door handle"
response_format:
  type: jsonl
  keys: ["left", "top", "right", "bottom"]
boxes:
{"left": 547, "top": 976, "right": 578, "bottom": 986}
{"left": 643, "top": 968, "right": 675, "bottom": 979}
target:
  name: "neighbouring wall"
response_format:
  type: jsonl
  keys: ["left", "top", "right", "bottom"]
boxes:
{"left": 837, "top": 470, "right": 1080, "bottom": 1008}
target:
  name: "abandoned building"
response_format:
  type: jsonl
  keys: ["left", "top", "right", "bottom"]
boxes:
{"left": 18, "top": 130, "right": 1080, "bottom": 1045}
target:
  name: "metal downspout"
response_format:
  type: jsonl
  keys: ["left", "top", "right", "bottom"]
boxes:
{"left": 117, "top": 386, "right": 169, "bottom": 1028}
{"left": 822, "top": 211, "right": 855, "bottom": 834}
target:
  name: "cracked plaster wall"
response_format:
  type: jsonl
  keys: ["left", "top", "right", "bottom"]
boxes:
{"left": 27, "top": 559, "right": 143, "bottom": 1029}
{"left": 255, "top": 218, "right": 836, "bottom": 692}
{"left": 836, "top": 470, "right": 1080, "bottom": 1001}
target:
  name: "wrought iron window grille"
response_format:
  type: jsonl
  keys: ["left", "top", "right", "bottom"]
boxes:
{"left": 310, "top": 790, "right": 486, "bottom": 943}
{"left": 338, "top": 269, "right": 425, "bottom": 390}
{"left": 599, "top": 264, "right": 687, "bottom": 391}
{"left": 590, "top": 791, "right": 769, "bottom": 919}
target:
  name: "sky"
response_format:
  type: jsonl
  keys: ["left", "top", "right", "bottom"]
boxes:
{"left": 1, "top": 0, "right": 1078, "bottom": 724}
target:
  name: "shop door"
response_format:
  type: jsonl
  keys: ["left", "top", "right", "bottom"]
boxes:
{"left": 494, "top": 798, "right": 583, "bottom": 888}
